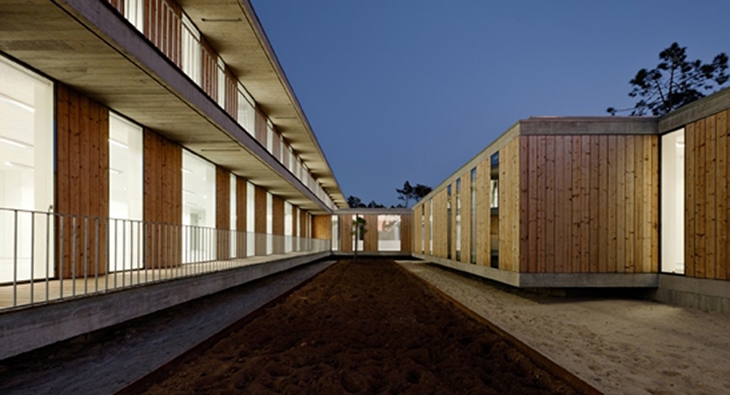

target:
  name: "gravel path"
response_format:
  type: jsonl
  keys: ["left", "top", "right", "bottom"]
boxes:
{"left": 0, "top": 260, "right": 335, "bottom": 395}
{"left": 399, "top": 260, "right": 730, "bottom": 395}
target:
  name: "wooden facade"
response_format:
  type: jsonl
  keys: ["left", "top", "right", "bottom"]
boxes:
{"left": 684, "top": 110, "right": 730, "bottom": 280}
{"left": 413, "top": 119, "right": 660, "bottom": 282}
{"left": 56, "top": 84, "right": 110, "bottom": 278}
{"left": 215, "top": 167, "right": 230, "bottom": 260}
{"left": 143, "top": 129, "right": 183, "bottom": 269}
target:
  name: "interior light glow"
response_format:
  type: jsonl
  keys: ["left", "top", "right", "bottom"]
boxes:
{"left": 109, "top": 139, "right": 129, "bottom": 149}
{"left": 4, "top": 160, "right": 34, "bottom": 170}
{"left": 182, "top": 168, "right": 193, "bottom": 175}
{"left": 109, "top": 168, "right": 123, "bottom": 175}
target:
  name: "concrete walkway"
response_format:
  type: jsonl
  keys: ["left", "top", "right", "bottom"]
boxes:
{"left": 0, "top": 260, "right": 335, "bottom": 395}
{"left": 399, "top": 260, "right": 730, "bottom": 395}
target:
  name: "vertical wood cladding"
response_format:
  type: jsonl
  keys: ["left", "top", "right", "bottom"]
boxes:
{"left": 685, "top": 110, "right": 730, "bottom": 280}
{"left": 235, "top": 176, "right": 247, "bottom": 257}
{"left": 363, "top": 214, "right": 378, "bottom": 252}
{"left": 522, "top": 134, "right": 658, "bottom": 274}
{"left": 476, "top": 159, "right": 490, "bottom": 267}
{"left": 224, "top": 68, "right": 238, "bottom": 119}
{"left": 400, "top": 214, "right": 412, "bottom": 254}
{"left": 200, "top": 38, "right": 218, "bottom": 101}
{"left": 253, "top": 185, "right": 266, "bottom": 255}
{"left": 299, "top": 209, "right": 307, "bottom": 238}
{"left": 338, "top": 214, "right": 353, "bottom": 252}
{"left": 56, "top": 84, "right": 109, "bottom": 278}
{"left": 215, "top": 167, "right": 230, "bottom": 260}
{"left": 272, "top": 195, "right": 284, "bottom": 254}
{"left": 255, "top": 110, "right": 267, "bottom": 147}
{"left": 312, "top": 215, "right": 332, "bottom": 240}
{"left": 143, "top": 129, "right": 182, "bottom": 269}
{"left": 144, "top": 0, "right": 181, "bottom": 67}
{"left": 499, "top": 139, "right": 520, "bottom": 272}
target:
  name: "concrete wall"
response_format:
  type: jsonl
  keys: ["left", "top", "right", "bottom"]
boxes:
{"left": 0, "top": 252, "right": 330, "bottom": 361}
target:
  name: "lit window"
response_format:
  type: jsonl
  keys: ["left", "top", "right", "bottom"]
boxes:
{"left": 181, "top": 15, "right": 202, "bottom": 86}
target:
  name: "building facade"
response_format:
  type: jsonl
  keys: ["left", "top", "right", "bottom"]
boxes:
{"left": 412, "top": 88, "right": 730, "bottom": 314}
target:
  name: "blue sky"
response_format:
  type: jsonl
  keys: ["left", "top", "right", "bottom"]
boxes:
{"left": 251, "top": 1, "right": 730, "bottom": 207}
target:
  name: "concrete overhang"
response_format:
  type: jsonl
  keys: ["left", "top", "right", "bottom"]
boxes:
{"left": 0, "top": 0, "right": 344, "bottom": 214}
{"left": 178, "top": 0, "right": 347, "bottom": 208}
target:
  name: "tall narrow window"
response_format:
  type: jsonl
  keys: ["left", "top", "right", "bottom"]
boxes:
{"left": 246, "top": 182, "right": 255, "bottom": 256}
{"left": 108, "top": 112, "right": 144, "bottom": 272}
{"left": 285, "top": 201, "right": 293, "bottom": 253}
{"left": 661, "top": 129, "right": 685, "bottom": 274}
{"left": 378, "top": 215, "right": 401, "bottom": 251}
{"left": 181, "top": 14, "right": 202, "bottom": 86}
{"left": 237, "top": 83, "right": 255, "bottom": 136}
{"left": 455, "top": 178, "right": 461, "bottom": 261}
{"left": 490, "top": 152, "right": 499, "bottom": 268}
{"left": 217, "top": 58, "right": 226, "bottom": 108}
{"left": 230, "top": 173, "right": 237, "bottom": 258}
{"left": 0, "top": 57, "right": 54, "bottom": 282}
{"left": 470, "top": 167, "right": 477, "bottom": 264}
{"left": 182, "top": 151, "right": 216, "bottom": 263}
{"left": 331, "top": 215, "right": 339, "bottom": 251}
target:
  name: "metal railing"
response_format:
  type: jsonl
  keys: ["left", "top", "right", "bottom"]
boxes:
{"left": 0, "top": 207, "right": 330, "bottom": 312}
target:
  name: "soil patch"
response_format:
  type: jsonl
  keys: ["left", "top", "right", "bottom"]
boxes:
{"left": 133, "top": 259, "right": 583, "bottom": 394}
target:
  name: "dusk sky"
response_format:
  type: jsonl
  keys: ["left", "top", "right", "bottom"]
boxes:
{"left": 251, "top": 1, "right": 730, "bottom": 207}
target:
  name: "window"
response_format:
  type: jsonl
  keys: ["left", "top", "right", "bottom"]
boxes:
{"left": 0, "top": 56, "right": 54, "bottom": 282}
{"left": 331, "top": 215, "right": 339, "bottom": 251}
{"left": 182, "top": 150, "right": 216, "bottom": 263}
{"left": 378, "top": 215, "right": 401, "bottom": 251}
{"left": 230, "top": 173, "right": 237, "bottom": 258}
{"left": 285, "top": 201, "right": 293, "bottom": 253}
{"left": 123, "top": 0, "right": 144, "bottom": 33}
{"left": 237, "top": 83, "right": 255, "bottom": 136}
{"left": 661, "top": 129, "right": 685, "bottom": 274}
{"left": 246, "top": 182, "right": 255, "bottom": 256}
{"left": 217, "top": 58, "right": 226, "bottom": 108}
{"left": 108, "top": 112, "right": 144, "bottom": 271}
{"left": 181, "top": 14, "right": 202, "bottom": 86}
{"left": 490, "top": 152, "right": 499, "bottom": 268}
{"left": 421, "top": 205, "right": 425, "bottom": 254}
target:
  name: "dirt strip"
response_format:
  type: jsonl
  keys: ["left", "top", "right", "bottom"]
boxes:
{"left": 0, "top": 260, "right": 335, "bottom": 395}
{"left": 399, "top": 260, "right": 730, "bottom": 395}
{"left": 132, "top": 259, "right": 584, "bottom": 395}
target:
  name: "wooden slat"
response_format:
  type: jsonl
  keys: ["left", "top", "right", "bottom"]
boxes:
{"left": 696, "top": 119, "right": 707, "bottom": 278}
{"left": 519, "top": 137, "right": 529, "bottom": 272}
{"left": 589, "top": 135, "right": 600, "bottom": 273}
{"left": 215, "top": 167, "right": 230, "bottom": 260}
{"left": 607, "top": 135, "right": 618, "bottom": 273}
{"left": 718, "top": 111, "right": 729, "bottom": 280}
{"left": 649, "top": 135, "right": 659, "bottom": 273}
{"left": 685, "top": 123, "right": 696, "bottom": 277}
{"left": 554, "top": 136, "right": 566, "bottom": 273}
{"left": 598, "top": 135, "right": 608, "bottom": 273}
{"left": 580, "top": 136, "right": 591, "bottom": 272}
{"left": 616, "top": 135, "right": 626, "bottom": 273}
{"left": 625, "top": 136, "right": 636, "bottom": 273}
{"left": 641, "top": 136, "right": 654, "bottom": 273}
{"left": 528, "top": 136, "right": 539, "bottom": 273}
{"left": 400, "top": 214, "right": 412, "bottom": 253}
{"left": 706, "top": 116, "right": 717, "bottom": 278}
{"left": 571, "top": 136, "right": 582, "bottom": 273}
{"left": 536, "top": 136, "right": 547, "bottom": 273}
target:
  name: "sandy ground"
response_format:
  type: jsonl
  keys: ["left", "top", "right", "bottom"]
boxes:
{"left": 0, "top": 260, "right": 335, "bottom": 395}
{"left": 399, "top": 260, "right": 730, "bottom": 395}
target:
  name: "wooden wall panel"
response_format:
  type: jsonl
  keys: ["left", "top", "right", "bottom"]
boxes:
{"left": 685, "top": 110, "right": 730, "bottom": 280}
{"left": 312, "top": 215, "right": 332, "bottom": 240}
{"left": 224, "top": 68, "right": 238, "bottom": 119}
{"left": 498, "top": 139, "right": 520, "bottom": 272}
{"left": 144, "top": 0, "right": 181, "bottom": 67}
{"left": 200, "top": 38, "right": 218, "bottom": 102}
{"left": 400, "top": 213, "right": 412, "bottom": 253}
{"left": 363, "top": 214, "right": 378, "bottom": 252}
{"left": 299, "top": 210, "right": 307, "bottom": 238}
{"left": 476, "top": 159, "right": 491, "bottom": 266}
{"left": 215, "top": 167, "right": 230, "bottom": 260}
{"left": 339, "top": 214, "right": 353, "bottom": 253}
{"left": 235, "top": 176, "right": 247, "bottom": 258}
{"left": 254, "top": 185, "right": 267, "bottom": 255}
{"left": 143, "top": 129, "right": 182, "bottom": 269}
{"left": 56, "top": 84, "right": 110, "bottom": 278}
{"left": 521, "top": 134, "right": 658, "bottom": 274}
{"left": 271, "top": 195, "right": 284, "bottom": 254}
{"left": 254, "top": 110, "right": 267, "bottom": 147}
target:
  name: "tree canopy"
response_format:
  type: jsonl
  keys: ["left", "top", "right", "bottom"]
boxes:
{"left": 608, "top": 42, "right": 728, "bottom": 116}
{"left": 396, "top": 181, "right": 432, "bottom": 208}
